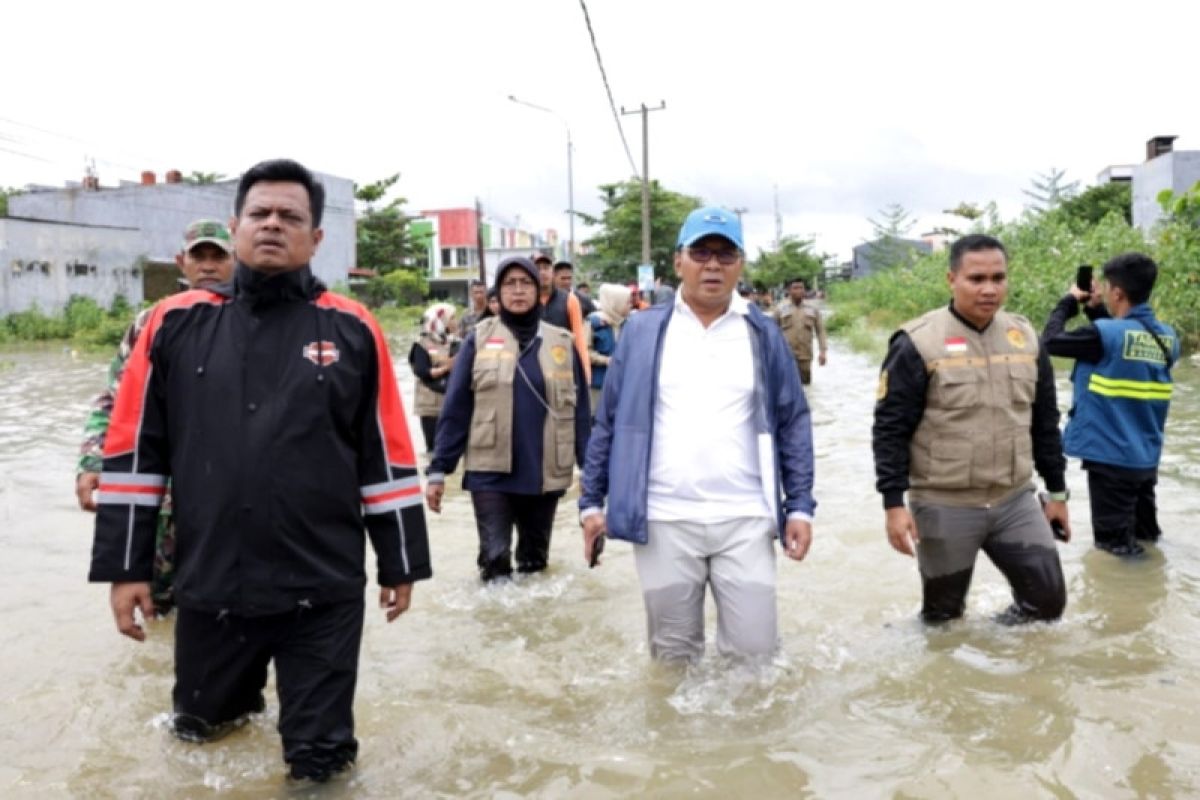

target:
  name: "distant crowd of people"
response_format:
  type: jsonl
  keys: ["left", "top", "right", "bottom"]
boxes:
{"left": 75, "top": 161, "right": 1178, "bottom": 783}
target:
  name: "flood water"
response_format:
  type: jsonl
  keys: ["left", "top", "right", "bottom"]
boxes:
{"left": 1, "top": 333, "right": 1199, "bottom": 799}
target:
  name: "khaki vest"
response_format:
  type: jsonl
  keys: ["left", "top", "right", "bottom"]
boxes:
{"left": 465, "top": 317, "right": 577, "bottom": 492}
{"left": 414, "top": 337, "right": 452, "bottom": 417}
{"left": 775, "top": 301, "right": 823, "bottom": 362}
{"left": 903, "top": 307, "right": 1040, "bottom": 507}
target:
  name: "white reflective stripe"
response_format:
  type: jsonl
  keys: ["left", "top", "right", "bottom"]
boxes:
{"left": 102, "top": 472, "right": 168, "bottom": 488}
{"left": 364, "top": 493, "right": 424, "bottom": 515}
{"left": 98, "top": 491, "right": 165, "bottom": 507}
{"left": 360, "top": 475, "right": 421, "bottom": 499}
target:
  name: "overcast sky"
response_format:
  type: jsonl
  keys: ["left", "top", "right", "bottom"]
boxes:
{"left": 4, "top": 0, "right": 1198, "bottom": 260}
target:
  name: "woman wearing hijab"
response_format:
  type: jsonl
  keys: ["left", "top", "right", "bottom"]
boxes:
{"left": 408, "top": 302, "right": 460, "bottom": 453}
{"left": 425, "top": 258, "right": 591, "bottom": 581}
{"left": 585, "top": 283, "right": 633, "bottom": 416}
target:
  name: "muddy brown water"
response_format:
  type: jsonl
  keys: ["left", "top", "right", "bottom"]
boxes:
{"left": 1, "top": 337, "right": 1198, "bottom": 798}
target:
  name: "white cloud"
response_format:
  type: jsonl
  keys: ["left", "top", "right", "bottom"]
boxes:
{"left": 4, "top": 0, "right": 1199, "bottom": 259}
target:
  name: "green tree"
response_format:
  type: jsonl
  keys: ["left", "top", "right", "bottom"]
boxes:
{"left": 864, "top": 203, "right": 921, "bottom": 271}
{"left": 748, "top": 235, "right": 826, "bottom": 291}
{"left": 1051, "top": 181, "right": 1132, "bottom": 229}
{"left": 0, "top": 185, "right": 21, "bottom": 216}
{"left": 1023, "top": 167, "right": 1080, "bottom": 213}
{"left": 1156, "top": 180, "right": 1200, "bottom": 227}
{"left": 355, "top": 173, "right": 423, "bottom": 275}
{"left": 184, "top": 171, "right": 224, "bottom": 185}
{"left": 578, "top": 179, "right": 702, "bottom": 283}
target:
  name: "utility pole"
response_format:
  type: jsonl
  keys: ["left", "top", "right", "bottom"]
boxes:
{"left": 732, "top": 207, "right": 748, "bottom": 225}
{"left": 773, "top": 184, "right": 783, "bottom": 251}
{"left": 620, "top": 101, "right": 666, "bottom": 267}
{"left": 474, "top": 198, "right": 487, "bottom": 285}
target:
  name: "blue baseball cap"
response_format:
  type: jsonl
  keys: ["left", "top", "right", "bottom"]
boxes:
{"left": 676, "top": 206, "right": 744, "bottom": 251}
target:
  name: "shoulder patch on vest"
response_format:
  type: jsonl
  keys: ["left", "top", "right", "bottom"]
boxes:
{"left": 1006, "top": 327, "right": 1026, "bottom": 349}
{"left": 550, "top": 344, "right": 568, "bottom": 365}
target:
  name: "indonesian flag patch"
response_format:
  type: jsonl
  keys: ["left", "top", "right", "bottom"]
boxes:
{"left": 944, "top": 337, "right": 968, "bottom": 354}
{"left": 484, "top": 337, "right": 506, "bottom": 350}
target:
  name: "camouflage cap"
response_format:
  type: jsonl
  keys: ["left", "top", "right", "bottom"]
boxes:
{"left": 182, "top": 219, "right": 233, "bottom": 254}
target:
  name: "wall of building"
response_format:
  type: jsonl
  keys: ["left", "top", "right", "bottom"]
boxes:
{"left": 0, "top": 218, "right": 144, "bottom": 315}
{"left": 1132, "top": 151, "right": 1200, "bottom": 232}
{"left": 9, "top": 170, "right": 356, "bottom": 289}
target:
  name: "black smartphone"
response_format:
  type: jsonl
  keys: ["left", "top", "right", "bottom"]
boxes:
{"left": 1075, "top": 265, "right": 1094, "bottom": 293}
{"left": 589, "top": 533, "right": 606, "bottom": 568}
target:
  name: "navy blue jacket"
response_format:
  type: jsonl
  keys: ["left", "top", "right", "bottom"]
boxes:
{"left": 580, "top": 300, "right": 816, "bottom": 546}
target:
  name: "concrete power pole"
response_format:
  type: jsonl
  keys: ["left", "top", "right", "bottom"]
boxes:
{"left": 773, "top": 184, "right": 783, "bottom": 251}
{"left": 620, "top": 101, "right": 666, "bottom": 267}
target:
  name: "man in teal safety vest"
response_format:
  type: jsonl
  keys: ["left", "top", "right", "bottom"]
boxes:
{"left": 1042, "top": 252, "right": 1178, "bottom": 557}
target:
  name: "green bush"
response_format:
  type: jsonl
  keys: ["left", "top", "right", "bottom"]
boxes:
{"left": 829, "top": 208, "right": 1198, "bottom": 351}
{"left": 361, "top": 270, "right": 428, "bottom": 308}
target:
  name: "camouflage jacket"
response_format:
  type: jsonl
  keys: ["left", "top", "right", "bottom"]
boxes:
{"left": 78, "top": 307, "right": 152, "bottom": 474}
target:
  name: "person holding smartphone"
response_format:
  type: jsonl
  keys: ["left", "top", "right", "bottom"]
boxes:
{"left": 1041, "top": 253, "right": 1179, "bottom": 557}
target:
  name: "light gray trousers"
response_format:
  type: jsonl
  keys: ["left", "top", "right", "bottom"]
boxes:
{"left": 635, "top": 517, "right": 778, "bottom": 663}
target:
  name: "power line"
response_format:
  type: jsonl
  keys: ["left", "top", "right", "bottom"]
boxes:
{"left": 577, "top": 0, "right": 639, "bottom": 178}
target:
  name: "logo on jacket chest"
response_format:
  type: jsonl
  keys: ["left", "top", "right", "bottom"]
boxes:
{"left": 302, "top": 340, "right": 340, "bottom": 366}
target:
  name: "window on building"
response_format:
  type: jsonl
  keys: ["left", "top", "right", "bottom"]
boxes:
{"left": 441, "top": 248, "right": 452, "bottom": 268}
{"left": 456, "top": 247, "right": 471, "bottom": 268}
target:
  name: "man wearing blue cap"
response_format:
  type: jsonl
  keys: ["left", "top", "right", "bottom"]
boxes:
{"left": 579, "top": 207, "right": 816, "bottom": 663}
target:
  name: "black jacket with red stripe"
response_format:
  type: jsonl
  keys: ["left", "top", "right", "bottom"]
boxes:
{"left": 89, "top": 263, "right": 431, "bottom": 615}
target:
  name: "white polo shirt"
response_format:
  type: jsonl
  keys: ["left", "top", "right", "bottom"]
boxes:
{"left": 646, "top": 290, "right": 773, "bottom": 523}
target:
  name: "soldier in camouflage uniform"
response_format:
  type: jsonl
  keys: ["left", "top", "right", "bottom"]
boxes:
{"left": 75, "top": 219, "right": 235, "bottom": 614}
{"left": 773, "top": 277, "right": 828, "bottom": 385}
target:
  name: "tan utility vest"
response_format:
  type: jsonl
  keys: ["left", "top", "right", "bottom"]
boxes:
{"left": 414, "top": 336, "right": 452, "bottom": 417}
{"left": 903, "top": 307, "right": 1040, "bottom": 507}
{"left": 776, "top": 302, "right": 822, "bottom": 361}
{"left": 465, "top": 317, "right": 577, "bottom": 492}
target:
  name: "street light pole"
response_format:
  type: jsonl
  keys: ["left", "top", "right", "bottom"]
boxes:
{"left": 508, "top": 94, "right": 574, "bottom": 259}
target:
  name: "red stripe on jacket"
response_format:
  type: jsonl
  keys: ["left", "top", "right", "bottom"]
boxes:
{"left": 103, "top": 290, "right": 225, "bottom": 458}
{"left": 315, "top": 292, "right": 418, "bottom": 469}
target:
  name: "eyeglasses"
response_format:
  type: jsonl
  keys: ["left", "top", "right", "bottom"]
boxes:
{"left": 687, "top": 246, "right": 741, "bottom": 265}
{"left": 500, "top": 278, "right": 537, "bottom": 290}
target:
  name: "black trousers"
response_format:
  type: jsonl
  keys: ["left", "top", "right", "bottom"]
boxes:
{"left": 1086, "top": 462, "right": 1162, "bottom": 548}
{"left": 470, "top": 491, "right": 560, "bottom": 579}
{"left": 174, "top": 600, "right": 364, "bottom": 779}
{"left": 419, "top": 416, "right": 438, "bottom": 453}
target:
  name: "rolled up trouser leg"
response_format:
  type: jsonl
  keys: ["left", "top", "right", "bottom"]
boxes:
{"left": 708, "top": 517, "right": 778, "bottom": 658}
{"left": 981, "top": 488, "right": 1066, "bottom": 622}
{"left": 635, "top": 521, "right": 710, "bottom": 663}
{"left": 911, "top": 501, "right": 988, "bottom": 622}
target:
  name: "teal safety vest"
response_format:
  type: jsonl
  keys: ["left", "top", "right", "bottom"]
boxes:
{"left": 1063, "top": 304, "right": 1177, "bottom": 470}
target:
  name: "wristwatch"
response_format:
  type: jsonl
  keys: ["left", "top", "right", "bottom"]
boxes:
{"left": 1046, "top": 490, "right": 1070, "bottom": 502}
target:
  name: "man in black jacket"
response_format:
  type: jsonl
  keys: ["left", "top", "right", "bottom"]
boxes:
{"left": 89, "top": 159, "right": 431, "bottom": 782}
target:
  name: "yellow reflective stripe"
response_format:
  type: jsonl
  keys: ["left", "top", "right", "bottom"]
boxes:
{"left": 1088, "top": 373, "right": 1172, "bottom": 400}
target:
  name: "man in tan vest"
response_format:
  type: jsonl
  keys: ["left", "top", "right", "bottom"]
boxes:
{"left": 872, "top": 234, "right": 1069, "bottom": 624}
{"left": 773, "top": 277, "right": 827, "bottom": 384}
